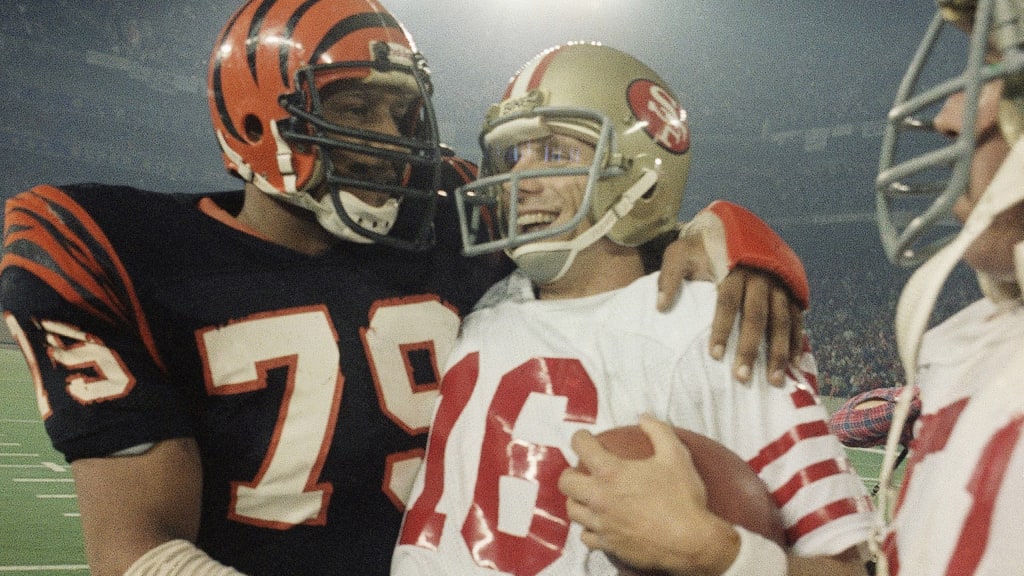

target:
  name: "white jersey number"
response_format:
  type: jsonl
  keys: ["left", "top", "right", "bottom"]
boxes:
{"left": 198, "top": 305, "right": 340, "bottom": 529}
{"left": 197, "top": 300, "right": 457, "bottom": 528}
{"left": 12, "top": 299, "right": 458, "bottom": 530}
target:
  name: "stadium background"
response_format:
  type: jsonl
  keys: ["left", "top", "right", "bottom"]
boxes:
{"left": 0, "top": 1, "right": 968, "bottom": 572}
{"left": 0, "top": 0, "right": 980, "bottom": 395}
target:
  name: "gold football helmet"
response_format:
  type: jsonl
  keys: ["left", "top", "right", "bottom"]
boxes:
{"left": 455, "top": 42, "right": 691, "bottom": 283}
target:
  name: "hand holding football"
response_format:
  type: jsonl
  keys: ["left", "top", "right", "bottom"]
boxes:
{"left": 592, "top": 424, "right": 786, "bottom": 575}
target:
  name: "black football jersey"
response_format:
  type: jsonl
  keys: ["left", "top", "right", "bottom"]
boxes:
{"left": 0, "top": 171, "right": 508, "bottom": 574}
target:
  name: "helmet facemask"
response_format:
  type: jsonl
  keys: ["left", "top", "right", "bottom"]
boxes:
{"left": 278, "top": 42, "right": 441, "bottom": 250}
{"left": 877, "top": 0, "right": 1024, "bottom": 266}
{"left": 455, "top": 105, "right": 659, "bottom": 284}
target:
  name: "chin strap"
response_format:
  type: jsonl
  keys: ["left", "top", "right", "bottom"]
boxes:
{"left": 510, "top": 169, "right": 659, "bottom": 284}
{"left": 871, "top": 135, "right": 1024, "bottom": 576}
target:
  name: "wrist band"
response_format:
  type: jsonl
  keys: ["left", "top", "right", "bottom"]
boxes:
{"left": 720, "top": 525, "right": 787, "bottom": 576}
{"left": 125, "top": 539, "right": 247, "bottom": 576}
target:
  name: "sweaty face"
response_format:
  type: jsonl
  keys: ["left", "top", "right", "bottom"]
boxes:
{"left": 317, "top": 80, "right": 419, "bottom": 206}
{"left": 935, "top": 79, "right": 1024, "bottom": 281}
{"left": 498, "top": 133, "right": 597, "bottom": 244}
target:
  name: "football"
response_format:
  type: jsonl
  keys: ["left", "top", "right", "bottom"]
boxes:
{"left": 593, "top": 425, "right": 787, "bottom": 575}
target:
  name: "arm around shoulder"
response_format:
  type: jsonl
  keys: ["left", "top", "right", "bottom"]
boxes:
{"left": 71, "top": 437, "right": 219, "bottom": 575}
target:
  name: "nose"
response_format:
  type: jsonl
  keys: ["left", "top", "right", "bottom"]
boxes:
{"left": 933, "top": 91, "right": 965, "bottom": 140}
{"left": 933, "top": 80, "right": 1004, "bottom": 141}
{"left": 347, "top": 106, "right": 408, "bottom": 182}
{"left": 369, "top": 111, "right": 405, "bottom": 148}
{"left": 501, "top": 172, "right": 542, "bottom": 204}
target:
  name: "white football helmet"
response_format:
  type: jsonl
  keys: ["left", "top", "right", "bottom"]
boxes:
{"left": 455, "top": 42, "right": 691, "bottom": 283}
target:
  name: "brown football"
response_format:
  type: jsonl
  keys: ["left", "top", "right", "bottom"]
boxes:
{"left": 593, "top": 425, "right": 787, "bottom": 575}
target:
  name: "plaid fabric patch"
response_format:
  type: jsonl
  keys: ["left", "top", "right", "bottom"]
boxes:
{"left": 827, "top": 387, "right": 920, "bottom": 448}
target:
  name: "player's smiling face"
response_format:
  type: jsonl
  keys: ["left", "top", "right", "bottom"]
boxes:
{"left": 500, "top": 133, "right": 596, "bottom": 243}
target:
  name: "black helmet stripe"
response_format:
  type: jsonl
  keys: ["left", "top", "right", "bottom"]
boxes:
{"left": 246, "top": 0, "right": 278, "bottom": 79}
{"left": 310, "top": 12, "right": 402, "bottom": 67}
{"left": 280, "top": 1, "right": 320, "bottom": 86}
{"left": 212, "top": 1, "right": 404, "bottom": 143}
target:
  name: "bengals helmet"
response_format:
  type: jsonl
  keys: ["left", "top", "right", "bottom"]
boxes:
{"left": 876, "top": 0, "right": 1024, "bottom": 266}
{"left": 455, "top": 42, "right": 691, "bottom": 283}
{"left": 208, "top": 0, "right": 441, "bottom": 250}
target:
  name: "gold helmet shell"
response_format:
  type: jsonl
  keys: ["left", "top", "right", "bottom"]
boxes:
{"left": 455, "top": 42, "right": 691, "bottom": 272}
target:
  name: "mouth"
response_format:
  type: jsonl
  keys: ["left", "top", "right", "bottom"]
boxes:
{"left": 516, "top": 211, "right": 559, "bottom": 234}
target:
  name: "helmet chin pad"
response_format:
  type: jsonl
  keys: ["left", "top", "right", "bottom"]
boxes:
{"left": 332, "top": 189, "right": 401, "bottom": 239}
{"left": 282, "top": 186, "right": 400, "bottom": 244}
{"left": 508, "top": 244, "right": 575, "bottom": 285}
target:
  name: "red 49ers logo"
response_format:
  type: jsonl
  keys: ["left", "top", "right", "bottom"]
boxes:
{"left": 627, "top": 79, "right": 690, "bottom": 154}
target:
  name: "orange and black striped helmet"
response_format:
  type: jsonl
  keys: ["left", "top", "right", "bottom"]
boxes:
{"left": 207, "top": 0, "right": 441, "bottom": 250}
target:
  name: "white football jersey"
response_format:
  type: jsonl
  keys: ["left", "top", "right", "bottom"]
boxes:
{"left": 883, "top": 297, "right": 1024, "bottom": 574}
{"left": 392, "top": 272, "right": 872, "bottom": 576}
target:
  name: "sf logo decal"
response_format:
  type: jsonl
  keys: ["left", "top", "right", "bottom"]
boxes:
{"left": 628, "top": 79, "right": 690, "bottom": 154}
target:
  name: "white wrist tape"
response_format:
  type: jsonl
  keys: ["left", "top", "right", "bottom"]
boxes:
{"left": 720, "top": 525, "right": 787, "bottom": 576}
{"left": 124, "top": 539, "right": 246, "bottom": 576}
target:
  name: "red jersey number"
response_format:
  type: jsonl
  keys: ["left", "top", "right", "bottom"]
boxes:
{"left": 400, "top": 354, "right": 598, "bottom": 576}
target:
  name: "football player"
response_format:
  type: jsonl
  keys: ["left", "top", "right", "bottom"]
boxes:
{"left": 557, "top": 1, "right": 1024, "bottom": 575}
{"left": 391, "top": 42, "right": 872, "bottom": 576}
{"left": 869, "top": 0, "right": 1024, "bottom": 573}
{"left": 0, "top": 1, "right": 807, "bottom": 575}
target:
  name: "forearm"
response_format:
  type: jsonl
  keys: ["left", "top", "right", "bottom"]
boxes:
{"left": 72, "top": 438, "right": 204, "bottom": 576}
{"left": 666, "top": 529, "right": 866, "bottom": 576}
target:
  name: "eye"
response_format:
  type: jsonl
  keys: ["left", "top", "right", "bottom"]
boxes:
{"left": 543, "top": 143, "right": 572, "bottom": 163}
{"left": 323, "top": 94, "right": 370, "bottom": 126}
{"left": 542, "top": 137, "right": 587, "bottom": 164}
{"left": 502, "top": 145, "right": 522, "bottom": 169}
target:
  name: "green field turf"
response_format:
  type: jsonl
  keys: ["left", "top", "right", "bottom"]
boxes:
{"left": 0, "top": 348, "right": 88, "bottom": 574}
{"left": 0, "top": 347, "right": 900, "bottom": 574}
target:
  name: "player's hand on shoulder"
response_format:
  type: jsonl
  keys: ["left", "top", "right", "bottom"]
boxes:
{"left": 658, "top": 201, "right": 808, "bottom": 387}
{"left": 714, "top": 265, "right": 805, "bottom": 387}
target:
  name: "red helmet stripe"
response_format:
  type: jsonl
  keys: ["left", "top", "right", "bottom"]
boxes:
{"left": 526, "top": 49, "right": 559, "bottom": 91}
{"left": 503, "top": 45, "right": 564, "bottom": 99}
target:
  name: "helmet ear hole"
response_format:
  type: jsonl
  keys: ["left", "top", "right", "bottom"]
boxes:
{"left": 244, "top": 114, "right": 264, "bottom": 142}
{"left": 641, "top": 182, "right": 657, "bottom": 200}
